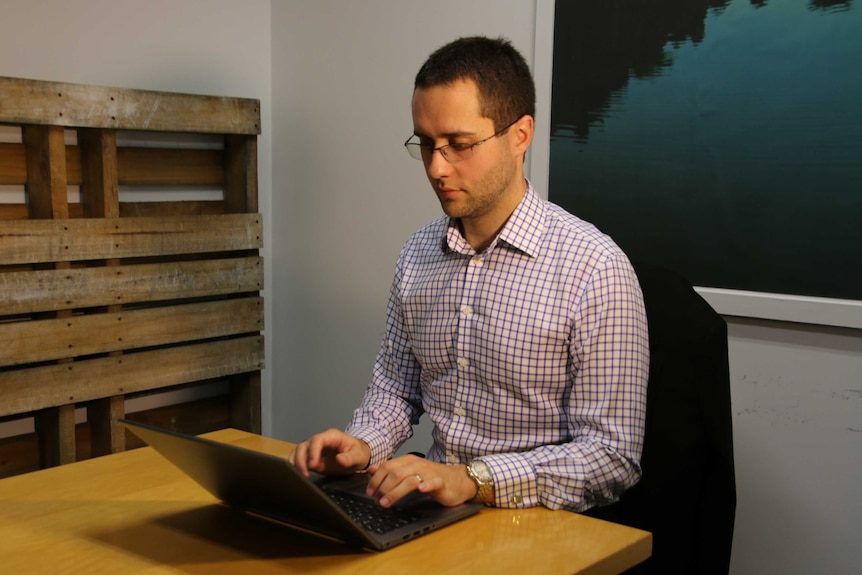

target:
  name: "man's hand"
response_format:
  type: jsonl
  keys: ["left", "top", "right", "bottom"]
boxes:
{"left": 288, "top": 429, "right": 371, "bottom": 477}
{"left": 366, "top": 454, "right": 479, "bottom": 508}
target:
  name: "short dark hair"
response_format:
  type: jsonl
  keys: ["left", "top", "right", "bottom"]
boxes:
{"left": 414, "top": 36, "right": 536, "bottom": 131}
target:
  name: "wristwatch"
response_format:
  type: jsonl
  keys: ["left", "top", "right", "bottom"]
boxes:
{"left": 466, "top": 459, "right": 495, "bottom": 504}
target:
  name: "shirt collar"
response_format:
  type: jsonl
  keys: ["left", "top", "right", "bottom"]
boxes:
{"left": 443, "top": 180, "right": 546, "bottom": 258}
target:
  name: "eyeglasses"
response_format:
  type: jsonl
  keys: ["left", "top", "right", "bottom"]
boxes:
{"left": 403, "top": 118, "right": 519, "bottom": 164}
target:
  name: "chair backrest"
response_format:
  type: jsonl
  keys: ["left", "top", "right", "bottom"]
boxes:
{"left": 614, "top": 262, "right": 736, "bottom": 574}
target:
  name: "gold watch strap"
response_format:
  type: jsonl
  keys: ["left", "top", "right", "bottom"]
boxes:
{"left": 467, "top": 460, "right": 495, "bottom": 504}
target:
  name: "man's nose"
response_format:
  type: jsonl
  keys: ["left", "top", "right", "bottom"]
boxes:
{"left": 426, "top": 147, "right": 452, "bottom": 178}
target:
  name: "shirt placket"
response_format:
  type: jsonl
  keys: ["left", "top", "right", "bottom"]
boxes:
{"left": 445, "top": 253, "right": 484, "bottom": 464}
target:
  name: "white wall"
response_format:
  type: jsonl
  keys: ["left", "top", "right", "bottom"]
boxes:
{"left": 726, "top": 317, "right": 861, "bottom": 574}
{"left": 0, "top": 0, "right": 274, "bottom": 433}
{"left": 270, "top": 0, "right": 538, "bottom": 454}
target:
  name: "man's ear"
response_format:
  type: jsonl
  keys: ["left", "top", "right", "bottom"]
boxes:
{"left": 512, "top": 114, "right": 534, "bottom": 156}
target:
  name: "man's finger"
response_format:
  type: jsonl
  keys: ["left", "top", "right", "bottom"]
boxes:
{"left": 290, "top": 441, "right": 311, "bottom": 476}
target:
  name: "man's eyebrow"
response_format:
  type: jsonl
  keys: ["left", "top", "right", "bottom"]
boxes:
{"left": 413, "top": 129, "right": 479, "bottom": 139}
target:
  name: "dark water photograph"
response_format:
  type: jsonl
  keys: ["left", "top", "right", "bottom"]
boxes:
{"left": 550, "top": 0, "right": 861, "bottom": 300}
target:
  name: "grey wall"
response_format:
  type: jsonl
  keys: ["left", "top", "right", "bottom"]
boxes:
{"left": 270, "top": 0, "right": 539, "bottom": 454}
{"left": 726, "top": 318, "right": 860, "bottom": 574}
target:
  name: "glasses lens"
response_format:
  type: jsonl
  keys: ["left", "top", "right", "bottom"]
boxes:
{"left": 405, "top": 143, "right": 424, "bottom": 161}
{"left": 446, "top": 146, "right": 471, "bottom": 163}
{"left": 403, "top": 140, "right": 472, "bottom": 163}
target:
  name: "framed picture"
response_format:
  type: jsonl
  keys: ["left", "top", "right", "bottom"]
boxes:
{"left": 549, "top": 0, "right": 861, "bottom": 302}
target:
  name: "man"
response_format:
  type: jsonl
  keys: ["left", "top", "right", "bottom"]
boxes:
{"left": 290, "top": 36, "right": 649, "bottom": 513}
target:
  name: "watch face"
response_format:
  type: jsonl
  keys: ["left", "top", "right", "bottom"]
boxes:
{"left": 471, "top": 460, "right": 493, "bottom": 482}
{"left": 468, "top": 460, "right": 495, "bottom": 504}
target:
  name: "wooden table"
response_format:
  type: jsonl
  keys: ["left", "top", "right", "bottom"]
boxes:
{"left": 0, "top": 429, "right": 651, "bottom": 574}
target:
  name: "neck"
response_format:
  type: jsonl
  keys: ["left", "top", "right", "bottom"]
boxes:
{"left": 460, "top": 179, "right": 527, "bottom": 253}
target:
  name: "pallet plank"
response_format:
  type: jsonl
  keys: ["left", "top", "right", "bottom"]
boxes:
{"left": 0, "top": 335, "right": 264, "bottom": 417}
{"left": 0, "top": 213, "right": 262, "bottom": 265}
{"left": 79, "top": 128, "right": 120, "bottom": 217}
{"left": 0, "top": 76, "right": 260, "bottom": 135}
{"left": 87, "top": 396, "right": 126, "bottom": 457}
{"left": 118, "top": 148, "right": 225, "bottom": 186}
{"left": 34, "top": 405, "right": 76, "bottom": 467}
{"left": 1, "top": 143, "right": 225, "bottom": 187}
{"left": 0, "top": 297, "right": 263, "bottom": 367}
{"left": 0, "top": 257, "right": 263, "bottom": 315}
{"left": 0, "top": 142, "right": 26, "bottom": 184}
{"left": 224, "top": 135, "right": 258, "bottom": 213}
{"left": 23, "top": 125, "right": 68, "bottom": 219}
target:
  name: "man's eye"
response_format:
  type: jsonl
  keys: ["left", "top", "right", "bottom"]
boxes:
{"left": 449, "top": 143, "right": 471, "bottom": 152}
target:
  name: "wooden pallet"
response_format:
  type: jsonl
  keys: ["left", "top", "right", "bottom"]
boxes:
{"left": 0, "top": 76, "right": 263, "bottom": 477}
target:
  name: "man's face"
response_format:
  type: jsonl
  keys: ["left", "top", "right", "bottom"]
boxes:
{"left": 410, "top": 79, "right": 521, "bottom": 224}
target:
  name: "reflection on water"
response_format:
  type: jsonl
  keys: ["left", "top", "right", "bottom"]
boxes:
{"left": 809, "top": 0, "right": 853, "bottom": 12}
{"left": 549, "top": 0, "right": 861, "bottom": 300}
{"left": 552, "top": 0, "right": 731, "bottom": 143}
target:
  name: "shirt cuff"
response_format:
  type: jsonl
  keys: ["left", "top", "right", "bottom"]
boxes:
{"left": 481, "top": 453, "right": 539, "bottom": 508}
{"left": 344, "top": 424, "right": 390, "bottom": 469}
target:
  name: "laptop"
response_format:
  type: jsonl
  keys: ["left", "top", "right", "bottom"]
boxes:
{"left": 120, "top": 419, "right": 482, "bottom": 551}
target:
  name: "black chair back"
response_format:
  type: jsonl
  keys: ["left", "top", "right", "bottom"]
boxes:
{"left": 590, "top": 262, "right": 736, "bottom": 575}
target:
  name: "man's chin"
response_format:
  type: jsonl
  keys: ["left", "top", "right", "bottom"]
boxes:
{"left": 439, "top": 202, "right": 466, "bottom": 219}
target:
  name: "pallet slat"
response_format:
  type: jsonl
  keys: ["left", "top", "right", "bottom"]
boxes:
{"left": 24, "top": 125, "right": 69, "bottom": 219}
{"left": 79, "top": 128, "right": 119, "bottom": 218}
{"left": 0, "top": 213, "right": 262, "bottom": 265}
{"left": 0, "top": 201, "right": 229, "bottom": 221}
{"left": 0, "top": 297, "right": 263, "bottom": 367}
{"left": 0, "top": 76, "right": 260, "bottom": 135}
{"left": 0, "top": 142, "right": 26, "bottom": 183}
{"left": 0, "top": 257, "right": 262, "bottom": 315}
{"left": 0, "top": 336, "right": 264, "bottom": 417}
{"left": 118, "top": 148, "right": 225, "bottom": 186}
{"left": 0, "top": 143, "right": 225, "bottom": 187}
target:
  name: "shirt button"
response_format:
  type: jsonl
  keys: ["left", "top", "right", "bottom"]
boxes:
{"left": 457, "top": 357, "right": 469, "bottom": 369}
{"left": 454, "top": 407, "right": 466, "bottom": 417}
{"left": 460, "top": 305, "right": 473, "bottom": 316}
{"left": 447, "top": 455, "right": 459, "bottom": 464}
{"left": 470, "top": 257, "right": 483, "bottom": 267}
{"left": 510, "top": 495, "right": 523, "bottom": 505}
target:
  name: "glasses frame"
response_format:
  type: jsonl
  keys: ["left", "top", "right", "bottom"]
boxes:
{"left": 403, "top": 118, "right": 520, "bottom": 164}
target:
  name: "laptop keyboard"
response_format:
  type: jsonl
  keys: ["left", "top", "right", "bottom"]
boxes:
{"left": 324, "top": 488, "right": 428, "bottom": 534}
